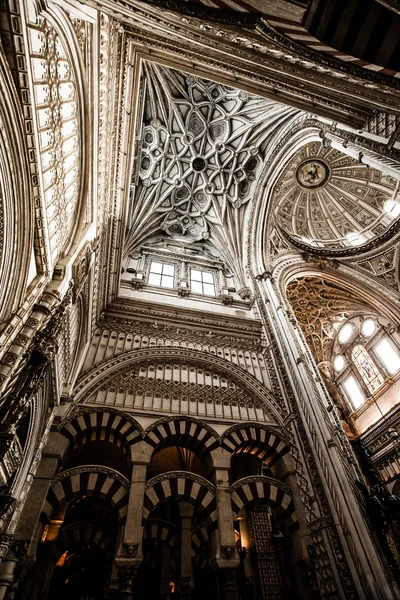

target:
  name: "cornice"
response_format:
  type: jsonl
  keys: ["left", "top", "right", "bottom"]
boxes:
{"left": 103, "top": 298, "right": 262, "bottom": 340}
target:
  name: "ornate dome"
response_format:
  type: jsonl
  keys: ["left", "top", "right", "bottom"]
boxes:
{"left": 272, "top": 142, "right": 398, "bottom": 250}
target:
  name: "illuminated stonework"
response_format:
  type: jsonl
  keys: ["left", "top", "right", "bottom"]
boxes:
{"left": 273, "top": 142, "right": 398, "bottom": 249}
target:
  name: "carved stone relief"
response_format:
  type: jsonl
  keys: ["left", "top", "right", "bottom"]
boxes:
{"left": 286, "top": 276, "right": 373, "bottom": 363}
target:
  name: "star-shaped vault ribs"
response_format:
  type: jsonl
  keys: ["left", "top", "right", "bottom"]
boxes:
{"left": 125, "top": 63, "right": 299, "bottom": 284}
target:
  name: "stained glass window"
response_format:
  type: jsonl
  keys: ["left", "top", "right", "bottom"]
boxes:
{"left": 351, "top": 345, "right": 384, "bottom": 394}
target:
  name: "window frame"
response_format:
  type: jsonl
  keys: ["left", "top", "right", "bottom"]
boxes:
{"left": 189, "top": 267, "right": 217, "bottom": 297}
{"left": 147, "top": 260, "right": 176, "bottom": 289}
{"left": 333, "top": 316, "right": 400, "bottom": 412}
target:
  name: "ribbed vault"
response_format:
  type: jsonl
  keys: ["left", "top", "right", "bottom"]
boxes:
{"left": 125, "top": 61, "right": 300, "bottom": 285}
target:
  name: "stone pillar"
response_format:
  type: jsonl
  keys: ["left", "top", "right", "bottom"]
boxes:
{"left": 117, "top": 566, "right": 136, "bottom": 600}
{"left": 0, "top": 537, "right": 13, "bottom": 568}
{"left": 0, "top": 554, "right": 18, "bottom": 600}
{"left": 210, "top": 448, "right": 239, "bottom": 600}
{"left": 255, "top": 274, "right": 400, "bottom": 598}
{"left": 120, "top": 441, "right": 153, "bottom": 560}
{"left": 160, "top": 544, "right": 170, "bottom": 600}
{"left": 115, "top": 440, "right": 153, "bottom": 599}
{"left": 219, "top": 568, "right": 239, "bottom": 600}
{"left": 13, "top": 432, "right": 68, "bottom": 558}
{"left": 177, "top": 501, "right": 194, "bottom": 600}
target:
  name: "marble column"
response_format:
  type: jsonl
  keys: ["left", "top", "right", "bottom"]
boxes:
{"left": 210, "top": 448, "right": 239, "bottom": 600}
{"left": 14, "top": 432, "right": 68, "bottom": 558}
{"left": 177, "top": 501, "right": 194, "bottom": 600}
{"left": 115, "top": 440, "right": 153, "bottom": 599}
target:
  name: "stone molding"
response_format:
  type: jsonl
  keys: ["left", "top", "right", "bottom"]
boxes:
{"left": 51, "top": 465, "right": 130, "bottom": 489}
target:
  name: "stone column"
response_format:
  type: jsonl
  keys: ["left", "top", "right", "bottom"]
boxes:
{"left": 14, "top": 432, "right": 68, "bottom": 558}
{"left": 237, "top": 511, "right": 256, "bottom": 598}
{"left": 160, "top": 543, "right": 170, "bottom": 600}
{"left": 210, "top": 448, "right": 239, "bottom": 600}
{"left": 0, "top": 537, "right": 13, "bottom": 568}
{"left": 177, "top": 501, "right": 194, "bottom": 600}
{"left": 0, "top": 553, "right": 18, "bottom": 600}
{"left": 256, "top": 274, "right": 400, "bottom": 598}
{"left": 115, "top": 440, "right": 153, "bottom": 599}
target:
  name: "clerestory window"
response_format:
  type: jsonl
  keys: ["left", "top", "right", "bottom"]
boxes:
{"left": 190, "top": 269, "right": 216, "bottom": 296}
{"left": 148, "top": 261, "right": 175, "bottom": 289}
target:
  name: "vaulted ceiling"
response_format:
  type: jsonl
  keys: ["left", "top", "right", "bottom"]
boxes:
{"left": 272, "top": 141, "right": 398, "bottom": 250}
{"left": 286, "top": 276, "right": 374, "bottom": 362}
{"left": 124, "top": 62, "right": 300, "bottom": 285}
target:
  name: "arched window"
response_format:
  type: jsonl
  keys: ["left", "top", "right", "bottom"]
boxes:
{"left": 332, "top": 317, "right": 400, "bottom": 411}
{"left": 351, "top": 345, "right": 384, "bottom": 395}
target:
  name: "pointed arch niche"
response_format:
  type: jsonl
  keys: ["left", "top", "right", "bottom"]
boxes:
{"left": 285, "top": 271, "right": 400, "bottom": 435}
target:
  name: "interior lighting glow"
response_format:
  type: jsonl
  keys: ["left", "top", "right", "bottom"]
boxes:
{"left": 338, "top": 323, "right": 353, "bottom": 344}
{"left": 333, "top": 355, "right": 345, "bottom": 372}
{"left": 346, "top": 233, "right": 365, "bottom": 246}
{"left": 343, "top": 375, "right": 365, "bottom": 409}
{"left": 374, "top": 338, "right": 400, "bottom": 375}
{"left": 384, "top": 199, "right": 400, "bottom": 219}
{"left": 361, "top": 319, "right": 376, "bottom": 337}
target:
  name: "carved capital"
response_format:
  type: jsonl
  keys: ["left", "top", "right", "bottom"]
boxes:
{"left": 122, "top": 543, "right": 138, "bottom": 558}
{"left": 220, "top": 545, "right": 236, "bottom": 560}
{"left": 0, "top": 534, "right": 14, "bottom": 557}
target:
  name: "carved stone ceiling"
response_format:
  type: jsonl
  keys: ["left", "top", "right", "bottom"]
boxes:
{"left": 286, "top": 276, "right": 373, "bottom": 363}
{"left": 272, "top": 142, "right": 398, "bottom": 250}
{"left": 125, "top": 62, "right": 300, "bottom": 284}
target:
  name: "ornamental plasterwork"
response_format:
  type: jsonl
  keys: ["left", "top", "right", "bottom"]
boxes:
{"left": 125, "top": 62, "right": 299, "bottom": 284}
{"left": 85, "top": 363, "right": 272, "bottom": 424}
{"left": 272, "top": 142, "right": 398, "bottom": 250}
{"left": 25, "top": 4, "right": 82, "bottom": 265}
{"left": 286, "top": 276, "right": 373, "bottom": 363}
{"left": 354, "top": 247, "right": 399, "bottom": 292}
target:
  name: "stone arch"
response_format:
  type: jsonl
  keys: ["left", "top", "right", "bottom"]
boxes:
{"left": 248, "top": 121, "right": 322, "bottom": 275}
{"left": 191, "top": 524, "right": 210, "bottom": 569}
{"left": 43, "top": 466, "right": 129, "bottom": 524}
{"left": 221, "top": 423, "right": 291, "bottom": 470}
{"left": 57, "top": 408, "right": 143, "bottom": 459}
{"left": 144, "top": 417, "right": 220, "bottom": 461}
{"left": 230, "top": 476, "right": 299, "bottom": 534}
{"left": 57, "top": 520, "right": 115, "bottom": 558}
{"left": 143, "top": 472, "right": 217, "bottom": 530}
{"left": 70, "top": 347, "right": 284, "bottom": 424}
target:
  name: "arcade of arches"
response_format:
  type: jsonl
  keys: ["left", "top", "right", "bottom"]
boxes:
{"left": 0, "top": 0, "right": 400, "bottom": 599}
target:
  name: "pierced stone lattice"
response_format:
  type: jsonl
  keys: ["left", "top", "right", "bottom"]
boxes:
{"left": 89, "top": 364, "right": 270, "bottom": 422}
